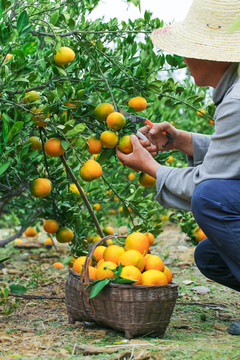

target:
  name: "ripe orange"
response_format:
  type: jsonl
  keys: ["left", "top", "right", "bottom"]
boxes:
{"left": 166, "top": 155, "right": 174, "bottom": 163}
{"left": 103, "top": 245, "right": 125, "bottom": 265}
{"left": 28, "top": 136, "right": 42, "bottom": 151}
{"left": 44, "top": 237, "right": 53, "bottom": 249}
{"left": 125, "top": 232, "right": 149, "bottom": 256}
{"left": 128, "top": 96, "right": 147, "bottom": 112}
{"left": 54, "top": 47, "right": 75, "bottom": 66}
{"left": 196, "top": 109, "right": 206, "bottom": 117}
{"left": 23, "top": 91, "right": 40, "bottom": 104}
{"left": 93, "top": 203, "right": 101, "bottom": 211}
{"left": 142, "top": 269, "right": 168, "bottom": 285}
{"left": 94, "top": 103, "right": 114, "bottom": 122}
{"left": 44, "top": 138, "right": 65, "bottom": 157}
{"left": 56, "top": 227, "right": 74, "bottom": 243}
{"left": 163, "top": 266, "right": 172, "bottom": 284}
{"left": 95, "top": 261, "right": 117, "bottom": 280}
{"left": 53, "top": 262, "right": 64, "bottom": 269}
{"left": 31, "top": 107, "right": 48, "bottom": 127}
{"left": 43, "top": 219, "right": 59, "bottom": 234}
{"left": 144, "top": 232, "right": 155, "bottom": 245}
{"left": 14, "top": 239, "right": 22, "bottom": 244}
{"left": 64, "top": 100, "right": 79, "bottom": 108}
{"left": 106, "top": 239, "right": 113, "bottom": 245}
{"left": 93, "top": 246, "right": 107, "bottom": 262}
{"left": 118, "top": 135, "right": 133, "bottom": 154}
{"left": 93, "top": 235, "right": 101, "bottom": 243}
{"left": 100, "top": 131, "right": 118, "bottom": 148}
{"left": 118, "top": 250, "right": 145, "bottom": 272}
{"left": 80, "top": 159, "right": 103, "bottom": 182}
{"left": 87, "top": 136, "right": 102, "bottom": 154}
{"left": 88, "top": 266, "right": 97, "bottom": 279}
{"left": 128, "top": 173, "right": 135, "bottom": 180}
{"left": 106, "top": 112, "right": 126, "bottom": 130}
{"left": 104, "top": 226, "right": 114, "bottom": 235}
{"left": 139, "top": 173, "right": 156, "bottom": 187}
{"left": 69, "top": 183, "right": 82, "bottom": 195}
{"left": 30, "top": 178, "right": 52, "bottom": 198}
{"left": 120, "top": 265, "right": 142, "bottom": 285}
{"left": 144, "top": 254, "right": 164, "bottom": 272}
{"left": 24, "top": 227, "right": 38, "bottom": 237}
{"left": 193, "top": 226, "right": 206, "bottom": 242}
{"left": 3, "top": 53, "right": 14, "bottom": 62}
{"left": 72, "top": 256, "right": 92, "bottom": 273}
{"left": 96, "top": 258, "right": 105, "bottom": 268}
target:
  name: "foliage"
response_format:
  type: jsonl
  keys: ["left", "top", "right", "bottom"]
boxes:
{"left": 0, "top": 0, "right": 215, "bottom": 251}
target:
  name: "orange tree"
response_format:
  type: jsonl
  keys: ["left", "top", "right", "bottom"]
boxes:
{"left": 0, "top": 0, "right": 213, "bottom": 253}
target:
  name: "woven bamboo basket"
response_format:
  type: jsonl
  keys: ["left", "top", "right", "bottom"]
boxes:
{"left": 65, "top": 235, "right": 178, "bottom": 339}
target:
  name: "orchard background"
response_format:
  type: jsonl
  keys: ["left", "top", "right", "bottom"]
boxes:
{"left": 1, "top": 1, "right": 239, "bottom": 359}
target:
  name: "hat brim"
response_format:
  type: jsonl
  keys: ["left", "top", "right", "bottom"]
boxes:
{"left": 151, "top": 22, "right": 240, "bottom": 62}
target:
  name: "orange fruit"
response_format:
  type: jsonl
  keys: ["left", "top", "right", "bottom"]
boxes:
{"left": 128, "top": 96, "right": 147, "bottom": 112}
{"left": 163, "top": 266, "right": 172, "bottom": 284}
{"left": 128, "top": 173, "right": 135, "bottom": 180}
{"left": 104, "top": 226, "right": 114, "bottom": 235}
{"left": 69, "top": 183, "right": 82, "bottom": 195}
{"left": 93, "top": 203, "right": 101, "bottom": 211}
{"left": 73, "top": 256, "right": 92, "bottom": 273}
{"left": 196, "top": 109, "right": 206, "bottom": 117}
{"left": 93, "top": 246, "right": 107, "bottom": 262}
{"left": 44, "top": 237, "right": 53, "bottom": 249}
{"left": 96, "top": 258, "right": 105, "bottom": 268}
{"left": 31, "top": 107, "right": 48, "bottom": 127}
{"left": 54, "top": 47, "right": 75, "bottom": 66}
{"left": 56, "top": 227, "right": 74, "bottom": 243}
{"left": 30, "top": 178, "right": 52, "bottom": 198}
{"left": 166, "top": 155, "right": 174, "bottom": 163}
{"left": 144, "top": 254, "right": 164, "bottom": 272}
{"left": 43, "top": 219, "right": 59, "bottom": 234}
{"left": 120, "top": 265, "right": 142, "bottom": 285}
{"left": 100, "top": 131, "right": 118, "bottom": 148}
{"left": 14, "top": 239, "right": 22, "bottom": 244}
{"left": 106, "top": 239, "right": 113, "bottom": 245}
{"left": 118, "top": 250, "right": 145, "bottom": 272}
{"left": 94, "top": 103, "right": 114, "bottom": 122}
{"left": 103, "top": 245, "right": 125, "bottom": 265}
{"left": 139, "top": 173, "right": 156, "bottom": 187}
{"left": 144, "top": 232, "right": 155, "bottom": 245}
{"left": 28, "top": 136, "right": 42, "bottom": 151}
{"left": 53, "top": 262, "right": 64, "bottom": 269}
{"left": 24, "top": 227, "right": 38, "bottom": 237}
{"left": 193, "top": 226, "right": 206, "bottom": 242}
{"left": 142, "top": 269, "right": 168, "bottom": 285}
{"left": 44, "top": 138, "right": 65, "bottom": 157}
{"left": 64, "top": 99, "right": 79, "bottom": 108}
{"left": 93, "top": 235, "right": 101, "bottom": 243}
{"left": 88, "top": 266, "right": 97, "bottom": 279}
{"left": 87, "top": 136, "right": 102, "bottom": 154}
{"left": 3, "top": 53, "right": 14, "bottom": 62}
{"left": 106, "top": 112, "right": 126, "bottom": 130}
{"left": 23, "top": 91, "right": 40, "bottom": 104}
{"left": 118, "top": 135, "right": 133, "bottom": 154}
{"left": 80, "top": 159, "right": 102, "bottom": 182}
{"left": 95, "top": 261, "right": 117, "bottom": 280}
{"left": 125, "top": 232, "right": 149, "bottom": 256}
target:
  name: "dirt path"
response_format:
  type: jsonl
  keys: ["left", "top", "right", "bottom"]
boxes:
{"left": 0, "top": 224, "right": 239, "bottom": 359}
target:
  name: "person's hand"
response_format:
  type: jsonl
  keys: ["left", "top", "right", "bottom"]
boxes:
{"left": 116, "top": 135, "right": 161, "bottom": 177}
{"left": 138, "top": 122, "right": 179, "bottom": 156}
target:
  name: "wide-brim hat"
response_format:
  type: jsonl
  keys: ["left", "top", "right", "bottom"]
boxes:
{"left": 151, "top": 0, "right": 240, "bottom": 62}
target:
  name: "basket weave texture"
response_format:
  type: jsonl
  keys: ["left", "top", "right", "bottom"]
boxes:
{"left": 65, "top": 235, "right": 178, "bottom": 339}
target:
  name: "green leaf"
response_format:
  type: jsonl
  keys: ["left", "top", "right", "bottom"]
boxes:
{"left": 89, "top": 278, "right": 110, "bottom": 299}
{"left": 63, "top": 255, "right": 73, "bottom": 265}
{"left": 98, "top": 148, "right": 115, "bottom": 165}
{"left": 2, "top": 113, "right": 9, "bottom": 143}
{"left": 0, "top": 3, "right": 2, "bottom": 20}
{"left": 0, "top": 161, "right": 11, "bottom": 176}
{"left": 17, "top": 10, "right": 28, "bottom": 34}
{"left": 0, "top": 257, "right": 10, "bottom": 264}
{"left": 66, "top": 123, "right": 86, "bottom": 136}
{"left": 113, "top": 278, "right": 136, "bottom": 284}
{"left": 9, "top": 284, "right": 28, "bottom": 294}
{"left": 55, "top": 65, "right": 67, "bottom": 76}
{"left": 229, "top": 16, "right": 240, "bottom": 33}
{"left": 50, "top": 11, "right": 59, "bottom": 26}
{"left": 7, "top": 121, "right": 24, "bottom": 142}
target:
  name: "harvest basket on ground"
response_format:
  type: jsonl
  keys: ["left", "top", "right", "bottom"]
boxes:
{"left": 65, "top": 235, "right": 178, "bottom": 339}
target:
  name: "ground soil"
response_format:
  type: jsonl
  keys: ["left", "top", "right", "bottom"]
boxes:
{"left": 0, "top": 223, "right": 239, "bottom": 360}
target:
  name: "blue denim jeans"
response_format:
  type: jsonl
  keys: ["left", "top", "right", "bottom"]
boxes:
{"left": 191, "top": 179, "right": 240, "bottom": 292}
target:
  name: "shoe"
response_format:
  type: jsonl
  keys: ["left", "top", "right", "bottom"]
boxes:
{"left": 227, "top": 321, "right": 240, "bottom": 335}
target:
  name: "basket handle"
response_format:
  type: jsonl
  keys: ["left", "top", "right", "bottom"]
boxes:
{"left": 80, "top": 234, "right": 127, "bottom": 286}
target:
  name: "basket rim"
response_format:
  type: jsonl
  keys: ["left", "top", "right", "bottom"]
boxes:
{"left": 69, "top": 268, "right": 178, "bottom": 289}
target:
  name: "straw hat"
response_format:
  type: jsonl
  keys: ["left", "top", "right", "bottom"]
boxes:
{"left": 151, "top": 0, "right": 240, "bottom": 62}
